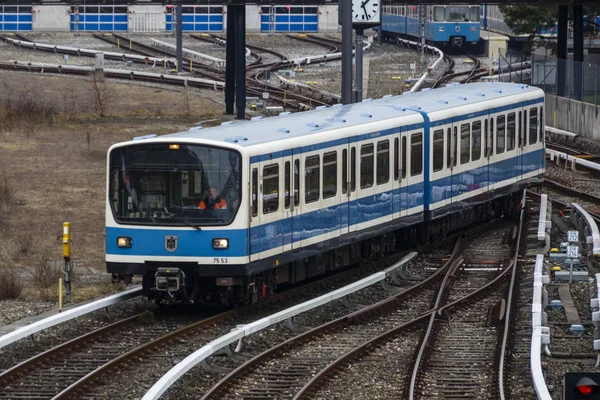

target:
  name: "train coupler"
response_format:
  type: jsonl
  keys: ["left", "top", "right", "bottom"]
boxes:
{"left": 154, "top": 267, "right": 185, "bottom": 292}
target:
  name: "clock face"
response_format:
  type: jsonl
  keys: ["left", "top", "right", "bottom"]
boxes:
{"left": 351, "top": 0, "right": 380, "bottom": 23}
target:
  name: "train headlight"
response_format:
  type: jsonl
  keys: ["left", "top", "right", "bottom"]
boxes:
{"left": 470, "top": 27, "right": 476, "bottom": 32}
{"left": 117, "top": 237, "right": 132, "bottom": 248}
{"left": 212, "top": 238, "right": 229, "bottom": 249}
{"left": 438, "top": 27, "right": 445, "bottom": 32}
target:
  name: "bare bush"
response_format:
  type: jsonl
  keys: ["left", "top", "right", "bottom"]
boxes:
{"left": 0, "top": 265, "right": 23, "bottom": 300}
{"left": 0, "top": 246, "right": 22, "bottom": 300}
{"left": 32, "top": 251, "right": 63, "bottom": 289}
{"left": 0, "top": 81, "right": 58, "bottom": 134}
{"left": 88, "top": 73, "right": 114, "bottom": 117}
{"left": 0, "top": 170, "right": 14, "bottom": 212}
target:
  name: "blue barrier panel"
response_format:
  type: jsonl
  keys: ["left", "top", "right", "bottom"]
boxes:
{"left": 165, "top": 7, "right": 223, "bottom": 32}
{"left": 260, "top": 5, "right": 319, "bottom": 33}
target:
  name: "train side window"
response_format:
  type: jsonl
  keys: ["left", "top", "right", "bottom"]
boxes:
{"left": 523, "top": 110, "right": 528, "bottom": 146}
{"left": 446, "top": 128, "right": 452, "bottom": 168}
{"left": 263, "top": 164, "right": 279, "bottom": 214}
{"left": 529, "top": 108, "right": 538, "bottom": 145}
{"left": 453, "top": 127, "right": 458, "bottom": 166}
{"left": 284, "top": 161, "right": 291, "bottom": 209}
{"left": 460, "top": 123, "right": 470, "bottom": 165}
{"left": 490, "top": 118, "right": 494, "bottom": 156}
{"left": 294, "top": 159, "right": 300, "bottom": 207}
{"left": 401, "top": 136, "right": 407, "bottom": 179}
{"left": 540, "top": 106, "right": 544, "bottom": 143}
{"left": 251, "top": 168, "right": 258, "bottom": 217}
{"left": 518, "top": 111, "right": 522, "bottom": 148}
{"left": 351, "top": 147, "right": 356, "bottom": 192}
{"left": 484, "top": 120, "right": 489, "bottom": 158}
{"left": 506, "top": 113, "right": 516, "bottom": 151}
{"left": 305, "top": 155, "right": 320, "bottom": 203}
{"left": 360, "top": 144, "right": 374, "bottom": 189}
{"left": 376, "top": 140, "right": 390, "bottom": 185}
{"left": 342, "top": 149, "right": 348, "bottom": 194}
{"left": 496, "top": 115, "right": 505, "bottom": 154}
{"left": 394, "top": 138, "right": 399, "bottom": 181}
{"left": 323, "top": 151, "right": 337, "bottom": 199}
{"left": 433, "top": 129, "right": 444, "bottom": 172}
{"left": 472, "top": 121, "right": 481, "bottom": 161}
{"left": 411, "top": 133, "right": 423, "bottom": 176}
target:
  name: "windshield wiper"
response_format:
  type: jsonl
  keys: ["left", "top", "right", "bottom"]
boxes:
{"left": 183, "top": 220, "right": 202, "bottom": 230}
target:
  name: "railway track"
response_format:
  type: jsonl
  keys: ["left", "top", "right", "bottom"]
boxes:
{"left": 0, "top": 250, "right": 415, "bottom": 400}
{"left": 201, "top": 215, "right": 524, "bottom": 400}
{"left": 432, "top": 54, "right": 481, "bottom": 88}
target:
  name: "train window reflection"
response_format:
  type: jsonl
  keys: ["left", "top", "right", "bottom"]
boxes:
{"left": 323, "top": 151, "right": 337, "bottom": 199}
{"left": 305, "top": 155, "right": 320, "bottom": 203}
{"left": 433, "top": 130, "right": 444, "bottom": 172}
{"left": 496, "top": 115, "right": 505, "bottom": 154}
{"left": 411, "top": 133, "right": 423, "bottom": 176}
{"left": 263, "top": 164, "right": 279, "bottom": 214}
{"left": 360, "top": 144, "right": 374, "bottom": 189}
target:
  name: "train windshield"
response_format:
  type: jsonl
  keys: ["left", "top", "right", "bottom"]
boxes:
{"left": 435, "top": 6, "right": 479, "bottom": 22}
{"left": 109, "top": 143, "right": 241, "bottom": 226}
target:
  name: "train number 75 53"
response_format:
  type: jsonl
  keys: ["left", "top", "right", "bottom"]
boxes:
{"left": 213, "top": 258, "right": 228, "bottom": 264}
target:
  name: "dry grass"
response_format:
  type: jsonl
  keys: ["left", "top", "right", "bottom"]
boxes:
{"left": 0, "top": 70, "right": 224, "bottom": 305}
{"left": 0, "top": 246, "right": 23, "bottom": 300}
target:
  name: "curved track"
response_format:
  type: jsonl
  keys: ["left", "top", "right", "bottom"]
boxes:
{"left": 201, "top": 215, "right": 525, "bottom": 400}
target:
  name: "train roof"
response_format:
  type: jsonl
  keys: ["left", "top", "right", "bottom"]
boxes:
{"left": 160, "top": 82, "right": 542, "bottom": 148}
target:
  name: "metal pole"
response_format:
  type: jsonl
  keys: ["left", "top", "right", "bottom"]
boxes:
{"left": 355, "top": 28, "right": 363, "bottom": 103}
{"left": 235, "top": 5, "right": 246, "bottom": 119}
{"left": 419, "top": 5, "right": 425, "bottom": 67}
{"left": 557, "top": 5, "right": 568, "bottom": 97}
{"left": 341, "top": 0, "right": 353, "bottom": 104}
{"left": 176, "top": 5, "right": 183, "bottom": 73}
{"left": 225, "top": 6, "right": 235, "bottom": 115}
{"left": 573, "top": 5, "right": 584, "bottom": 101}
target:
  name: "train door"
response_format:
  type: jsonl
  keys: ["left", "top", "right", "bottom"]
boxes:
{"left": 347, "top": 141, "right": 359, "bottom": 233}
{"left": 483, "top": 114, "right": 492, "bottom": 191}
{"left": 402, "top": 128, "right": 425, "bottom": 217}
{"left": 448, "top": 122, "right": 458, "bottom": 205}
{"left": 398, "top": 129, "right": 409, "bottom": 217}
{"left": 291, "top": 150, "right": 303, "bottom": 250}
{"left": 258, "top": 159, "right": 284, "bottom": 259}
{"left": 282, "top": 156, "right": 293, "bottom": 253}
{"left": 249, "top": 165, "right": 261, "bottom": 262}
{"left": 517, "top": 107, "right": 526, "bottom": 182}
{"left": 392, "top": 134, "right": 403, "bottom": 219}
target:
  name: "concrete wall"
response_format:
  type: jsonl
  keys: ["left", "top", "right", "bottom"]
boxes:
{"left": 318, "top": 5, "right": 340, "bottom": 34}
{"left": 546, "top": 94, "right": 600, "bottom": 140}
{"left": 244, "top": 4, "right": 261, "bottom": 33}
{"left": 33, "top": 6, "right": 70, "bottom": 32}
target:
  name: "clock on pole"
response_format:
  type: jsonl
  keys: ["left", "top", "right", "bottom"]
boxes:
{"left": 351, "top": 0, "right": 381, "bottom": 27}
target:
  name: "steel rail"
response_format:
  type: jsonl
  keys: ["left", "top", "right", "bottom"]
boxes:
{"left": 201, "top": 235, "right": 464, "bottom": 400}
{"left": 5, "top": 251, "right": 411, "bottom": 400}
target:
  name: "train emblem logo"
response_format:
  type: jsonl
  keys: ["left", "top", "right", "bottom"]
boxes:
{"left": 165, "top": 236, "right": 178, "bottom": 252}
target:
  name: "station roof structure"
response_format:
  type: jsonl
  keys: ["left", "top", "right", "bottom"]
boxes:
{"left": 0, "top": 0, "right": 596, "bottom": 5}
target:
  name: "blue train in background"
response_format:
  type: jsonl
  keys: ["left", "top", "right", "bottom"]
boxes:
{"left": 381, "top": 5, "right": 480, "bottom": 50}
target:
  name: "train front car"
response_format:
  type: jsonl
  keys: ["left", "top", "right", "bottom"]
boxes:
{"left": 428, "top": 5, "right": 480, "bottom": 49}
{"left": 105, "top": 139, "right": 247, "bottom": 306}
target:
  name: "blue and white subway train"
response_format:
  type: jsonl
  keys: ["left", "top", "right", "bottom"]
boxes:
{"left": 106, "top": 82, "right": 545, "bottom": 306}
{"left": 382, "top": 4, "right": 480, "bottom": 49}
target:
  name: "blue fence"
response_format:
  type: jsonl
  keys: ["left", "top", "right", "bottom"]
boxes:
{"left": 0, "top": 5, "right": 32, "bottom": 31}
{"left": 260, "top": 6, "right": 318, "bottom": 32}
{"left": 166, "top": 6, "right": 223, "bottom": 32}
{"left": 70, "top": 6, "right": 128, "bottom": 32}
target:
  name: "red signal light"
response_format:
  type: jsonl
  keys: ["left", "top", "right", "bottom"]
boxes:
{"left": 579, "top": 385, "right": 595, "bottom": 396}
